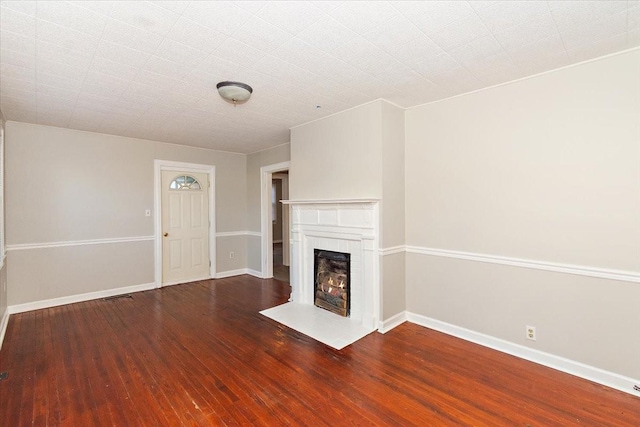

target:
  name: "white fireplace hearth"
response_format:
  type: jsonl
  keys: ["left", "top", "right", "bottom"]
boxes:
{"left": 260, "top": 199, "right": 380, "bottom": 350}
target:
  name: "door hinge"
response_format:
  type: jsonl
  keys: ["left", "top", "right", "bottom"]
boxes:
{"left": 209, "top": 260, "right": 211, "bottom": 267}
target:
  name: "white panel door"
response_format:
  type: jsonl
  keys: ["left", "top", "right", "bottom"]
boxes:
{"left": 161, "top": 171, "right": 210, "bottom": 284}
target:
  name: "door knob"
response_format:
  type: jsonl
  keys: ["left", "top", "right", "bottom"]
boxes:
{"left": 163, "top": 232, "right": 168, "bottom": 237}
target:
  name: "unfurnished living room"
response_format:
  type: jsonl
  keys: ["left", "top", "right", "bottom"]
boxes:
{"left": 0, "top": 1, "right": 639, "bottom": 425}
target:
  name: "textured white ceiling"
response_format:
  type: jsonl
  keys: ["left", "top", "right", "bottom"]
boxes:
{"left": 1, "top": 1, "right": 638, "bottom": 153}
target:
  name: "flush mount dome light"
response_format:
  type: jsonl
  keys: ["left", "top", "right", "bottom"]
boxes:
{"left": 216, "top": 81, "right": 253, "bottom": 105}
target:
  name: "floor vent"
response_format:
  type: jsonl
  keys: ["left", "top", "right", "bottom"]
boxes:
{"left": 0, "top": 372, "right": 8, "bottom": 381}
{"left": 102, "top": 294, "right": 132, "bottom": 301}
{"left": 634, "top": 385, "right": 640, "bottom": 392}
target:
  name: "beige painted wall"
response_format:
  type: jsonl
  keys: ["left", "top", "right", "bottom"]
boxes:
{"left": 215, "top": 235, "right": 248, "bottom": 273}
{"left": 0, "top": 264, "right": 4, "bottom": 330}
{"left": 0, "top": 263, "right": 7, "bottom": 348}
{"left": 0, "top": 111, "right": 6, "bottom": 324}
{"left": 245, "top": 143, "right": 290, "bottom": 273}
{"left": 380, "top": 102, "right": 406, "bottom": 318}
{"left": 382, "top": 252, "right": 405, "bottom": 319}
{"left": 380, "top": 101, "right": 405, "bottom": 249}
{"left": 406, "top": 51, "right": 640, "bottom": 270}
{"left": 5, "top": 122, "right": 247, "bottom": 305}
{"left": 9, "top": 241, "right": 154, "bottom": 305}
{"left": 406, "top": 254, "right": 640, "bottom": 378}
{"left": 405, "top": 50, "right": 640, "bottom": 378}
{"left": 7, "top": 123, "right": 154, "bottom": 243}
{"left": 0, "top": 264, "right": 6, "bottom": 320}
{"left": 290, "top": 102, "right": 382, "bottom": 201}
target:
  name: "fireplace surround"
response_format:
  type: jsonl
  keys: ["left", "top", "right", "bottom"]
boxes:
{"left": 283, "top": 199, "right": 380, "bottom": 331}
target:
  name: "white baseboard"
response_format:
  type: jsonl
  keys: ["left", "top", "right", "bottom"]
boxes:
{"left": 404, "top": 312, "right": 640, "bottom": 397}
{"left": 7, "top": 282, "right": 157, "bottom": 314}
{"left": 247, "top": 269, "right": 262, "bottom": 278}
{"left": 216, "top": 269, "right": 248, "bottom": 279}
{"left": 3, "top": 267, "right": 269, "bottom": 317}
{"left": 161, "top": 276, "right": 212, "bottom": 287}
{"left": 216, "top": 268, "right": 263, "bottom": 279}
{"left": 0, "top": 308, "right": 9, "bottom": 350}
{"left": 378, "top": 311, "right": 407, "bottom": 333}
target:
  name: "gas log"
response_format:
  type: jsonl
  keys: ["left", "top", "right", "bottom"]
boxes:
{"left": 314, "top": 249, "right": 351, "bottom": 317}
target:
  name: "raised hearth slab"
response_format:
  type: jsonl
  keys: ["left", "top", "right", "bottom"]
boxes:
{"left": 260, "top": 302, "right": 375, "bottom": 350}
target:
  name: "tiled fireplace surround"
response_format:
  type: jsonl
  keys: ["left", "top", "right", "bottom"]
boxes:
{"left": 285, "top": 199, "right": 380, "bottom": 331}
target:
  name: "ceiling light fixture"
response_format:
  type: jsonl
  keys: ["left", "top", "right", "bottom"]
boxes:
{"left": 216, "top": 81, "right": 253, "bottom": 106}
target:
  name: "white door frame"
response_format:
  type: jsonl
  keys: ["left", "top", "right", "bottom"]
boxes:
{"left": 154, "top": 160, "right": 216, "bottom": 287}
{"left": 260, "top": 161, "right": 290, "bottom": 278}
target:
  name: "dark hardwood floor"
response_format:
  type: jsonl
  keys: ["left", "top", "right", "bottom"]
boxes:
{"left": 1, "top": 276, "right": 638, "bottom": 426}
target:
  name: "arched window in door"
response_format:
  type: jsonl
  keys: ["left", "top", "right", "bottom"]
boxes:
{"left": 169, "top": 175, "right": 201, "bottom": 190}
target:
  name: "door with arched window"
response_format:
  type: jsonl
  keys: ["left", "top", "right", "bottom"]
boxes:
{"left": 161, "top": 171, "right": 210, "bottom": 285}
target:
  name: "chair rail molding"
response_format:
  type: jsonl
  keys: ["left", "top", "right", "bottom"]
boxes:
{"left": 405, "top": 246, "right": 639, "bottom": 283}
{"left": 7, "top": 236, "right": 155, "bottom": 251}
{"left": 216, "top": 231, "right": 261, "bottom": 238}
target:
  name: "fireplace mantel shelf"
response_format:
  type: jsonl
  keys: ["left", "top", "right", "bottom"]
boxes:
{"left": 282, "top": 199, "right": 380, "bottom": 205}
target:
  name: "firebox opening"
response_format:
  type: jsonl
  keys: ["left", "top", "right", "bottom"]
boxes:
{"left": 314, "top": 249, "right": 351, "bottom": 317}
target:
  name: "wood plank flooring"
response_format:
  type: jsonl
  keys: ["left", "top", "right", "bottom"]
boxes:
{"left": 1, "top": 275, "right": 638, "bottom": 426}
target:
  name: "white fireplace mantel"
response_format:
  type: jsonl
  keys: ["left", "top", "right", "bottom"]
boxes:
{"left": 286, "top": 199, "right": 381, "bottom": 331}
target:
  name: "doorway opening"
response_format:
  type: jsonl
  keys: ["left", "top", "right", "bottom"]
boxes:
{"left": 272, "top": 172, "right": 289, "bottom": 282}
{"left": 260, "top": 161, "right": 290, "bottom": 280}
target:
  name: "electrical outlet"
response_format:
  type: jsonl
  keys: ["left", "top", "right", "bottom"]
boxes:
{"left": 526, "top": 325, "right": 536, "bottom": 341}
{"left": 229, "top": 252, "right": 234, "bottom": 259}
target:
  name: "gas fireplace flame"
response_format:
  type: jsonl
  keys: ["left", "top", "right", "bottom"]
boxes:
{"left": 314, "top": 249, "right": 351, "bottom": 317}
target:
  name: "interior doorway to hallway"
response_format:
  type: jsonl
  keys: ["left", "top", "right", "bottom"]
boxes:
{"left": 272, "top": 172, "right": 289, "bottom": 283}
{"left": 260, "top": 161, "right": 290, "bottom": 280}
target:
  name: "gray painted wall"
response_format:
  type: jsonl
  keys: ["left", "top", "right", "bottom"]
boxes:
{"left": 380, "top": 101, "right": 406, "bottom": 318}
{"left": 5, "top": 122, "right": 247, "bottom": 305}
{"left": 290, "top": 102, "right": 382, "bottom": 201}
{"left": 0, "top": 112, "right": 6, "bottom": 330}
{"left": 404, "top": 50, "right": 640, "bottom": 379}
